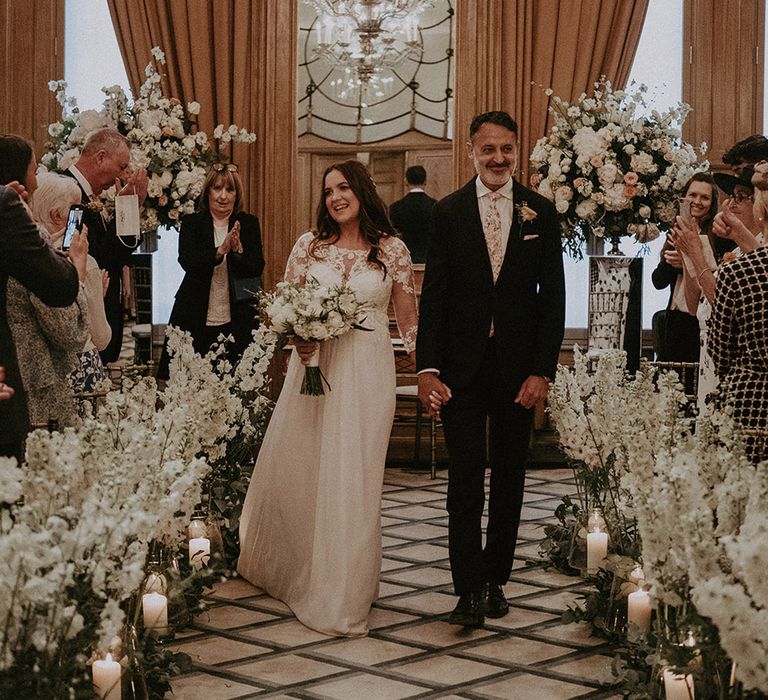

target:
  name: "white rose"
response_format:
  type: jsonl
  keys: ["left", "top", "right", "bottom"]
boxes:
{"left": 575, "top": 199, "right": 598, "bottom": 222}
{"left": 639, "top": 205, "right": 652, "bottom": 219}
{"left": 187, "top": 101, "right": 201, "bottom": 115}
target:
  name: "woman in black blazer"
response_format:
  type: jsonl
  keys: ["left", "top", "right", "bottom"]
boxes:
{"left": 158, "top": 164, "right": 264, "bottom": 379}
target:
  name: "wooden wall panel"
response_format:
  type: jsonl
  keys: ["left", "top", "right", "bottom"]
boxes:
{"left": 684, "top": 0, "right": 765, "bottom": 167}
{"left": 0, "top": 0, "right": 64, "bottom": 156}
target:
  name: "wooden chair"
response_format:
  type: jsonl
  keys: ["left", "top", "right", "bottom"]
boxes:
{"left": 392, "top": 338, "right": 440, "bottom": 478}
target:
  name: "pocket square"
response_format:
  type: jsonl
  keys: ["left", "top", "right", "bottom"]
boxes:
{"left": 522, "top": 233, "right": 540, "bottom": 241}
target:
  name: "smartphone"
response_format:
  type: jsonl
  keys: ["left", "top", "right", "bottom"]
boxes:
{"left": 679, "top": 198, "right": 692, "bottom": 223}
{"left": 62, "top": 204, "right": 85, "bottom": 251}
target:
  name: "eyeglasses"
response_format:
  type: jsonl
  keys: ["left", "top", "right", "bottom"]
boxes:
{"left": 211, "top": 163, "right": 238, "bottom": 173}
{"left": 731, "top": 193, "right": 754, "bottom": 203}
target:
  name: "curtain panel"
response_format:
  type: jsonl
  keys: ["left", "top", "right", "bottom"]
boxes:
{"left": 106, "top": 0, "right": 297, "bottom": 289}
{"left": 454, "top": 0, "right": 649, "bottom": 187}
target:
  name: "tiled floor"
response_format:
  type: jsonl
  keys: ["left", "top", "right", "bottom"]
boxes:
{"left": 165, "top": 468, "right": 621, "bottom": 699}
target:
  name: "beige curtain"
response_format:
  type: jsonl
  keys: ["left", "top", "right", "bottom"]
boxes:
{"left": 455, "top": 0, "right": 649, "bottom": 185}
{"left": 106, "top": 0, "right": 297, "bottom": 289}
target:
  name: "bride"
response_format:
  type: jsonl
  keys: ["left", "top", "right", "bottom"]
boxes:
{"left": 237, "top": 159, "right": 418, "bottom": 636}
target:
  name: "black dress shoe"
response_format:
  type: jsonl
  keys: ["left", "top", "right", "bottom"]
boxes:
{"left": 481, "top": 583, "right": 509, "bottom": 618}
{"left": 448, "top": 591, "right": 484, "bottom": 627}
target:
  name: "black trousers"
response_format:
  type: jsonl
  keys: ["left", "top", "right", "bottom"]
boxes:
{"left": 440, "top": 339, "right": 532, "bottom": 595}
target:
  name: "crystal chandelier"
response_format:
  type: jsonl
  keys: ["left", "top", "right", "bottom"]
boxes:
{"left": 309, "top": 1, "right": 430, "bottom": 99}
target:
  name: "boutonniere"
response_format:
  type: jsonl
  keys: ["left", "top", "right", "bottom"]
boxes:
{"left": 87, "top": 197, "right": 113, "bottom": 221}
{"left": 516, "top": 201, "right": 537, "bottom": 224}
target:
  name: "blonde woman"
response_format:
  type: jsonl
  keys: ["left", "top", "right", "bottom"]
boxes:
{"left": 32, "top": 172, "right": 112, "bottom": 393}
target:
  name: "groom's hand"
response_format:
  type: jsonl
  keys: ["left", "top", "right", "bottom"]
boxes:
{"left": 514, "top": 375, "right": 549, "bottom": 409}
{"left": 418, "top": 372, "right": 451, "bottom": 418}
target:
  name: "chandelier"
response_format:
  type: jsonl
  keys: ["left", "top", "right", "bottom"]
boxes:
{"left": 308, "top": 1, "right": 431, "bottom": 99}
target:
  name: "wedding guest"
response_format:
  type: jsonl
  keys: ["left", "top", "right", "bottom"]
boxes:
{"left": 722, "top": 134, "right": 768, "bottom": 177}
{"left": 157, "top": 163, "right": 264, "bottom": 379}
{"left": 238, "top": 159, "right": 418, "bottom": 636}
{"left": 709, "top": 215, "right": 768, "bottom": 463}
{"left": 389, "top": 165, "right": 436, "bottom": 263}
{"left": 65, "top": 128, "right": 148, "bottom": 364}
{"left": 1, "top": 137, "right": 89, "bottom": 428}
{"left": 672, "top": 168, "right": 763, "bottom": 415}
{"left": 651, "top": 173, "right": 722, "bottom": 362}
{"left": 417, "top": 111, "right": 565, "bottom": 627}
{"left": 0, "top": 181, "right": 84, "bottom": 460}
{"left": 31, "top": 172, "right": 112, "bottom": 393}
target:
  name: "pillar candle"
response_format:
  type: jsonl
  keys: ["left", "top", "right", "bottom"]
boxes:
{"left": 663, "top": 668, "right": 695, "bottom": 700}
{"left": 586, "top": 529, "right": 608, "bottom": 573}
{"left": 188, "top": 518, "right": 207, "bottom": 539}
{"left": 189, "top": 537, "right": 210, "bottom": 569}
{"left": 142, "top": 591, "right": 169, "bottom": 635}
{"left": 627, "top": 589, "right": 652, "bottom": 635}
{"left": 93, "top": 653, "right": 121, "bottom": 700}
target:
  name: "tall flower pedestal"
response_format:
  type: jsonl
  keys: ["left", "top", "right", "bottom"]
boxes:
{"left": 587, "top": 254, "right": 643, "bottom": 374}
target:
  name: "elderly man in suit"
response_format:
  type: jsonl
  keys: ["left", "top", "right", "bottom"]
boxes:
{"left": 65, "top": 128, "right": 148, "bottom": 363}
{"left": 389, "top": 165, "right": 436, "bottom": 263}
{"left": 0, "top": 184, "right": 83, "bottom": 461}
{"left": 417, "top": 111, "right": 565, "bottom": 627}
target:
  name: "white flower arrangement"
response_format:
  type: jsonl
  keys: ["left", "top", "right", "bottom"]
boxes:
{"left": 551, "top": 349, "right": 768, "bottom": 693}
{"left": 259, "top": 277, "right": 372, "bottom": 395}
{"left": 0, "top": 328, "right": 276, "bottom": 694}
{"left": 530, "top": 78, "right": 707, "bottom": 258}
{"left": 42, "top": 47, "right": 256, "bottom": 231}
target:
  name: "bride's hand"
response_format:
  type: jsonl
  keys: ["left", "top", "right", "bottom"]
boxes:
{"left": 294, "top": 339, "right": 319, "bottom": 365}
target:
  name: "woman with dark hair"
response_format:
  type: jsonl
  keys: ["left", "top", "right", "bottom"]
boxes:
{"left": 672, "top": 167, "right": 763, "bottom": 414}
{"left": 652, "top": 172, "right": 724, "bottom": 362}
{"left": 158, "top": 163, "right": 264, "bottom": 379}
{"left": 0, "top": 134, "right": 38, "bottom": 197}
{"left": 238, "top": 159, "right": 418, "bottom": 636}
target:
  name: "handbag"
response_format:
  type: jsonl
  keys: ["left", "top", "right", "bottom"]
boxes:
{"left": 231, "top": 275, "right": 262, "bottom": 302}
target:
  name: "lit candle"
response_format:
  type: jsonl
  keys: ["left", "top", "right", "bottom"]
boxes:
{"left": 586, "top": 527, "right": 608, "bottom": 573}
{"left": 144, "top": 571, "right": 166, "bottom": 594}
{"left": 189, "top": 537, "right": 210, "bottom": 569}
{"left": 629, "top": 564, "right": 645, "bottom": 585}
{"left": 188, "top": 518, "right": 207, "bottom": 540}
{"left": 93, "top": 653, "right": 121, "bottom": 700}
{"left": 627, "top": 588, "right": 652, "bottom": 635}
{"left": 663, "top": 668, "right": 695, "bottom": 700}
{"left": 142, "top": 591, "right": 169, "bottom": 635}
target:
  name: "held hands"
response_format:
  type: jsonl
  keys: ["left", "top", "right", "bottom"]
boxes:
{"left": 217, "top": 221, "right": 243, "bottom": 257}
{"left": 294, "top": 339, "right": 319, "bottom": 366}
{"left": 115, "top": 168, "right": 149, "bottom": 206}
{"left": 418, "top": 372, "right": 452, "bottom": 419}
{"left": 515, "top": 375, "right": 549, "bottom": 409}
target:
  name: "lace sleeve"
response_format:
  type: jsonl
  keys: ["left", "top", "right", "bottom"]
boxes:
{"left": 284, "top": 232, "right": 314, "bottom": 284}
{"left": 386, "top": 237, "right": 419, "bottom": 353}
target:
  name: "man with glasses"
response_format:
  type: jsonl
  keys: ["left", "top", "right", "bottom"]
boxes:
{"left": 65, "top": 128, "right": 148, "bottom": 363}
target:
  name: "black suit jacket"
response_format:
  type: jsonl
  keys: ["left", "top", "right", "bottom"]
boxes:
{"left": 167, "top": 210, "right": 265, "bottom": 345}
{"left": 0, "top": 186, "right": 79, "bottom": 446}
{"left": 416, "top": 178, "right": 565, "bottom": 391}
{"left": 64, "top": 168, "right": 141, "bottom": 362}
{"left": 389, "top": 190, "right": 436, "bottom": 263}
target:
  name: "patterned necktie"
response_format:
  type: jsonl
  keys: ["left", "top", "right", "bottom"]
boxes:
{"left": 483, "top": 192, "right": 503, "bottom": 282}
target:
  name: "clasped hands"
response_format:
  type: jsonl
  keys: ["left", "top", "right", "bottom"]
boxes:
{"left": 217, "top": 220, "right": 243, "bottom": 257}
{"left": 417, "top": 372, "right": 549, "bottom": 418}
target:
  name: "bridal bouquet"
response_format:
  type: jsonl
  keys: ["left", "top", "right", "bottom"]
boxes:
{"left": 43, "top": 47, "right": 256, "bottom": 230}
{"left": 259, "top": 278, "right": 371, "bottom": 395}
{"left": 529, "top": 78, "right": 706, "bottom": 258}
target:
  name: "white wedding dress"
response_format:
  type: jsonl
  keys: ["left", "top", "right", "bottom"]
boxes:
{"left": 237, "top": 232, "right": 418, "bottom": 636}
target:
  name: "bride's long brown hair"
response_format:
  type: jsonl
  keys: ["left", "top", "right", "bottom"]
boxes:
{"left": 310, "top": 159, "right": 397, "bottom": 276}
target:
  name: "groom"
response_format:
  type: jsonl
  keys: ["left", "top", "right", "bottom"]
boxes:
{"left": 417, "top": 111, "right": 565, "bottom": 627}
